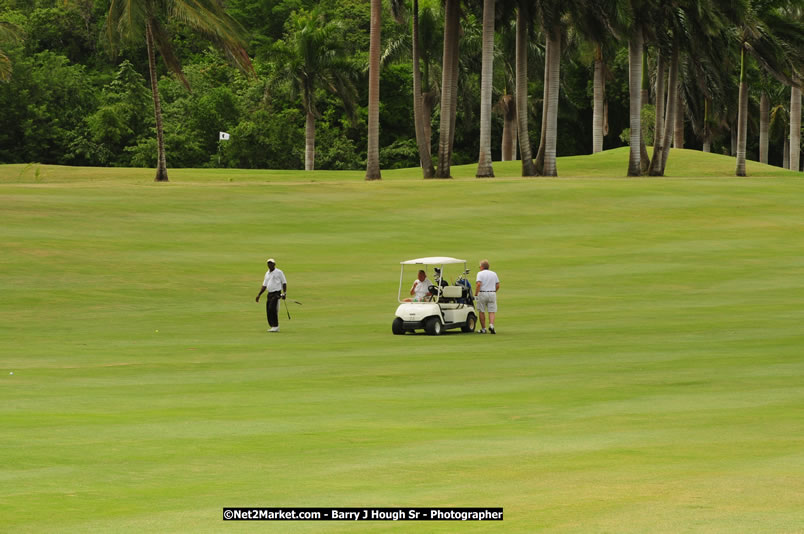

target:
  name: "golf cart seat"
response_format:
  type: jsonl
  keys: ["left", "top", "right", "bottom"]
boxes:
{"left": 440, "top": 285, "right": 463, "bottom": 301}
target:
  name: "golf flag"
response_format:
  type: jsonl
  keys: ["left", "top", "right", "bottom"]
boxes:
{"left": 219, "top": 131, "right": 230, "bottom": 141}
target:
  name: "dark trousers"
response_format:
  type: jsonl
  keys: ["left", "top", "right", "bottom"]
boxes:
{"left": 266, "top": 291, "right": 281, "bottom": 327}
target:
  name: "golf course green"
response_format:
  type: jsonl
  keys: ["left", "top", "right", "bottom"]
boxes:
{"left": 2, "top": 148, "right": 803, "bottom": 532}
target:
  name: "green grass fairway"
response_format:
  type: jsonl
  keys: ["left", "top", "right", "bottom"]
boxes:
{"left": 2, "top": 148, "right": 803, "bottom": 532}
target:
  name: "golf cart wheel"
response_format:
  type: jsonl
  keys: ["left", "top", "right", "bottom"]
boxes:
{"left": 392, "top": 318, "right": 405, "bottom": 335}
{"left": 424, "top": 317, "right": 443, "bottom": 336}
{"left": 461, "top": 313, "right": 476, "bottom": 333}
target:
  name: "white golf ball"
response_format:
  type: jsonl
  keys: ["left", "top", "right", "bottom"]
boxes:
{"left": 9, "top": 372, "right": 13, "bottom": 375}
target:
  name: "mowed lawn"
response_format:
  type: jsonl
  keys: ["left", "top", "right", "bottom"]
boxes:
{"left": 2, "top": 149, "right": 803, "bottom": 533}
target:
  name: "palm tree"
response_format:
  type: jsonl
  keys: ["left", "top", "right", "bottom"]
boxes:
{"left": 640, "top": 49, "right": 652, "bottom": 171}
{"left": 0, "top": 21, "right": 22, "bottom": 82}
{"left": 757, "top": 74, "right": 772, "bottom": 163}
{"left": 274, "top": 9, "right": 357, "bottom": 172}
{"left": 735, "top": 44, "right": 750, "bottom": 176}
{"left": 515, "top": 0, "right": 536, "bottom": 176}
{"left": 493, "top": 16, "right": 519, "bottom": 161}
{"left": 592, "top": 46, "right": 606, "bottom": 154}
{"left": 618, "top": 0, "right": 653, "bottom": 176}
{"left": 436, "top": 0, "right": 460, "bottom": 178}
{"left": 768, "top": 94, "right": 790, "bottom": 167}
{"left": 649, "top": 37, "right": 679, "bottom": 176}
{"left": 542, "top": 25, "right": 561, "bottom": 176}
{"left": 366, "top": 0, "right": 383, "bottom": 180}
{"left": 654, "top": 48, "right": 667, "bottom": 153}
{"left": 570, "top": 0, "right": 625, "bottom": 155}
{"left": 649, "top": 0, "right": 738, "bottom": 175}
{"left": 532, "top": 0, "right": 579, "bottom": 177}
{"left": 381, "top": 3, "right": 443, "bottom": 171}
{"left": 792, "top": 83, "right": 801, "bottom": 171}
{"left": 732, "top": 0, "right": 804, "bottom": 176}
{"left": 476, "top": 0, "right": 495, "bottom": 178}
{"left": 683, "top": 41, "right": 731, "bottom": 156}
{"left": 412, "top": 0, "right": 436, "bottom": 177}
{"left": 627, "top": 27, "right": 644, "bottom": 176}
{"left": 780, "top": 3, "right": 803, "bottom": 171}
{"left": 106, "top": 0, "right": 252, "bottom": 182}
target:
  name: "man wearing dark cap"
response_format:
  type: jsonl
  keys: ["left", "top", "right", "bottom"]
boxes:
{"left": 255, "top": 258, "right": 287, "bottom": 332}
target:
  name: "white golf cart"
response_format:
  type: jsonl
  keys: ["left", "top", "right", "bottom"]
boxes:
{"left": 393, "top": 257, "right": 477, "bottom": 335}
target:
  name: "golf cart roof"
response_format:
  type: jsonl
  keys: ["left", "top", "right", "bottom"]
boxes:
{"left": 401, "top": 257, "right": 466, "bottom": 265}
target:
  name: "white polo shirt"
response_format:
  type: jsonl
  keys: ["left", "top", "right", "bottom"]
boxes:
{"left": 476, "top": 269, "right": 499, "bottom": 292}
{"left": 263, "top": 268, "right": 287, "bottom": 292}
{"left": 412, "top": 277, "right": 432, "bottom": 299}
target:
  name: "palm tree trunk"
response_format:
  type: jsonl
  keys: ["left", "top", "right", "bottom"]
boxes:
{"left": 365, "top": 0, "right": 382, "bottom": 180}
{"left": 501, "top": 95, "right": 517, "bottom": 160}
{"left": 736, "top": 46, "right": 748, "bottom": 177}
{"left": 654, "top": 51, "right": 666, "bottom": 153}
{"left": 730, "top": 125, "right": 736, "bottom": 156}
{"left": 674, "top": 94, "right": 684, "bottom": 148}
{"left": 759, "top": 91, "right": 769, "bottom": 164}
{"left": 534, "top": 34, "right": 549, "bottom": 174}
{"left": 639, "top": 48, "right": 650, "bottom": 173}
{"left": 543, "top": 27, "right": 561, "bottom": 177}
{"left": 305, "top": 109, "right": 315, "bottom": 171}
{"left": 783, "top": 137, "right": 789, "bottom": 169}
{"left": 412, "top": 0, "right": 434, "bottom": 177}
{"left": 146, "top": 21, "right": 168, "bottom": 182}
{"left": 791, "top": 84, "right": 801, "bottom": 172}
{"left": 592, "top": 48, "right": 604, "bottom": 154}
{"left": 448, "top": 32, "right": 459, "bottom": 164}
{"left": 423, "top": 91, "right": 434, "bottom": 157}
{"left": 627, "top": 29, "right": 643, "bottom": 176}
{"left": 476, "top": 0, "right": 495, "bottom": 178}
{"left": 664, "top": 82, "right": 672, "bottom": 143}
{"left": 514, "top": 1, "right": 535, "bottom": 176}
{"left": 660, "top": 45, "right": 680, "bottom": 173}
{"left": 649, "top": 41, "right": 678, "bottom": 176}
{"left": 436, "top": 0, "right": 458, "bottom": 178}
{"left": 703, "top": 98, "right": 711, "bottom": 153}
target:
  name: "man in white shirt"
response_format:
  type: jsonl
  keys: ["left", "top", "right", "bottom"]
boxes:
{"left": 405, "top": 270, "right": 433, "bottom": 302}
{"left": 475, "top": 259, "right": 500, "bottom": 334}
{"left": 255, "top": 259, "right": 287, "bottom": 332}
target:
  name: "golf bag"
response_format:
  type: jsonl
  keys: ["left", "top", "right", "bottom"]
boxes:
{"left": 456, "top": 277, "right": 473, "bottom": 304}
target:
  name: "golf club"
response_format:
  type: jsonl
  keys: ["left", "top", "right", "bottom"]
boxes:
{"left": 282, "top": 297, "right": 291, "bottom": 320}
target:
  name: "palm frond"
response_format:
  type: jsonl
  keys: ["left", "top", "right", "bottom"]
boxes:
{"left": 768, "top": 102, "right": 789, "bottom": 140}
{"left": 0, "top": 52, "right": 11, "bottom": 82}
{"left": 149, "top": 18, "right": 191, "bottom": 90}
{"left": 0, "top": 20, "right": 23, "bottom": 82}
{"left": 169, "top": 0, "right": 254, "bottom": 75}
{"left": 381, "top": 33, "right": 412, "bottom": 68}
{"left": 106, "top": 0, "right": 148, "bottom": 49}
{"left": 0, "top": 20, "right": 22, "bottom": 43}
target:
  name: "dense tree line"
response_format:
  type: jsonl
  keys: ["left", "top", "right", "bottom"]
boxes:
{"left": 0, "top": 0, "right": 801, "bottom": 176}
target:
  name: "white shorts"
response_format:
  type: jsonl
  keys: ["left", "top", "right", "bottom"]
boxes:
{"left": 476, "top": 292, "right": 497, "bottom": 312}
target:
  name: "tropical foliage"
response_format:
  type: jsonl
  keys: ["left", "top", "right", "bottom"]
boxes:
{"left": 0, "top": 0, "right": 802, "bottom": 174}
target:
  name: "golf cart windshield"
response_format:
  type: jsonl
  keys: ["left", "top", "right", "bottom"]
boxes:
{"left": 398, "top": 257, "right": 468, "bottom": 303}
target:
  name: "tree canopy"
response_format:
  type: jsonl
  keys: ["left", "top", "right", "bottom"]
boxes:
{"left": 0, "top": 0, "right": 801, "bottom": 171}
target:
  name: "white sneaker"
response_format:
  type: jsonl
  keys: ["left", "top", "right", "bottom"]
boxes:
{"left": 269, "top": 327, "right": 279, "bottom": 332}
{"left": 478, "top": 329, "right": 486, "bottom": 334}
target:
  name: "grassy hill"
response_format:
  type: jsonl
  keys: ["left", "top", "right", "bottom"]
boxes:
{"left": 2, "top": 149, "right": 803, "bottom": 532}
{"left": 2, "top": 147, "right": 800, "bottom": 184}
